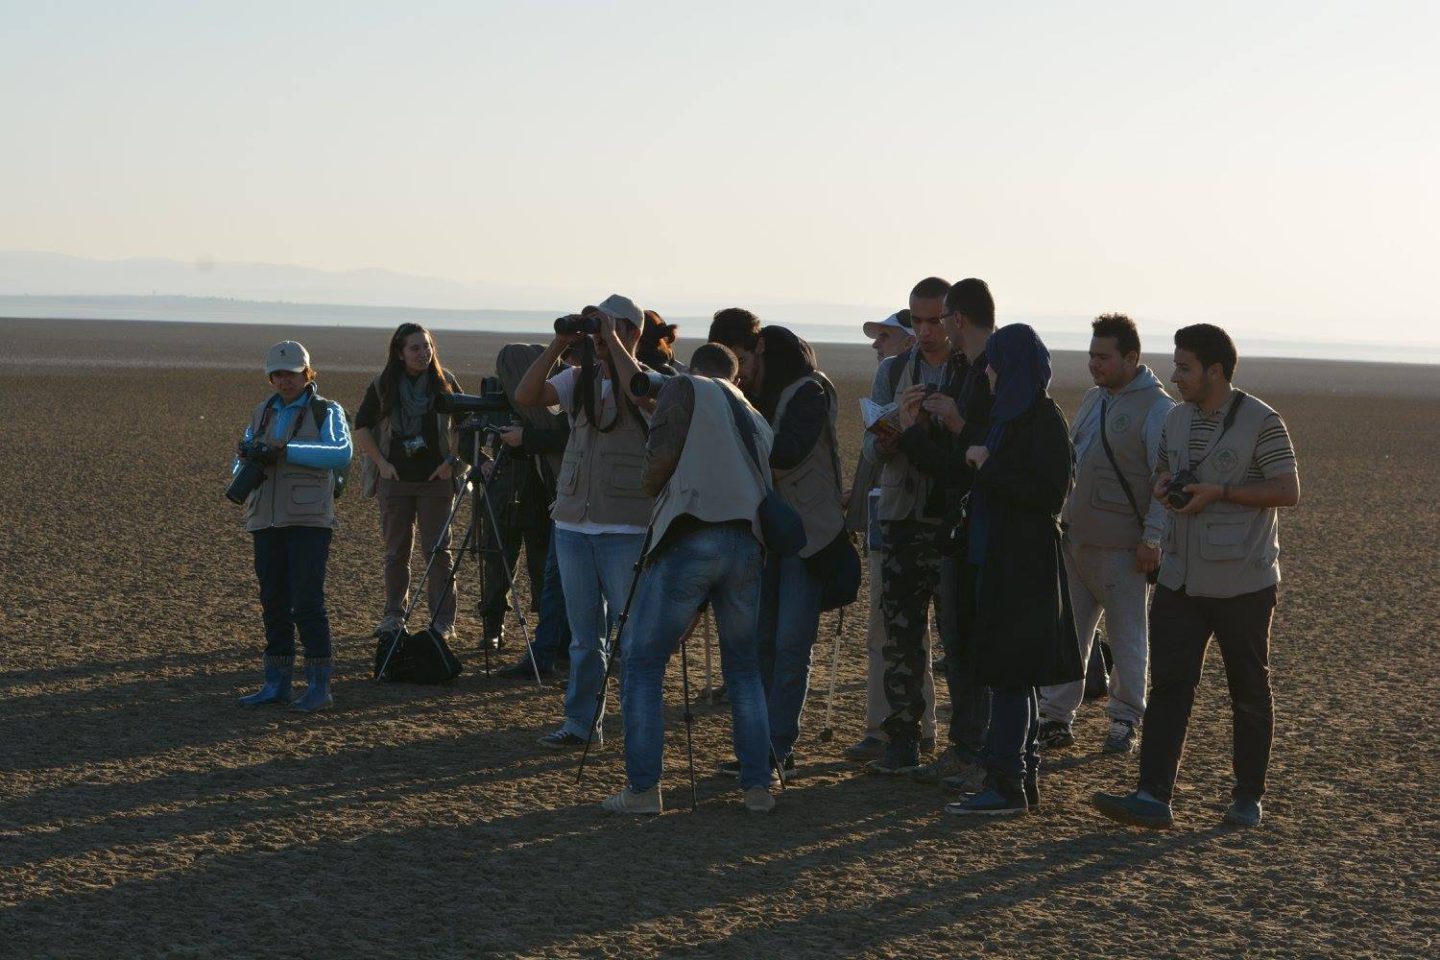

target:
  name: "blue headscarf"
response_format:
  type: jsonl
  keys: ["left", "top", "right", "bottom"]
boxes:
{"left": 982, "top": 323, "right": 1052, "bottom": 452}
{"left": 968, "top": 323, "right": 1052, "bottom": 567}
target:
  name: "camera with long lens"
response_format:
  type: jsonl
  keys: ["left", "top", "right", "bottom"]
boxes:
{"left": 226, "top": 439, "right": 277, "bottom": 505}
{"left": 1165, "top": 469, "right": 1200, "bottom": 509}
{"left": 451, "top": 376, "right": 515, "bottom": 466}
{"left": 554, "top": 312, "right": 602, "bottom": 336}
{"left": 629, "top": 370, "right": 675, "bottom": 398}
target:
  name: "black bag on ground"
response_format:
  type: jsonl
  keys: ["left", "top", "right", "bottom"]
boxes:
{"left": 374, "top": 627, "right": 463, "bottom": 684}
{"left": 805, "top": 530, "right": 862, "bottom": 612}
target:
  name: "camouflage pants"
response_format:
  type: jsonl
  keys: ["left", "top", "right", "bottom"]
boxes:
{"left": 879, "top": 520, "right": 952, "bottom": 742}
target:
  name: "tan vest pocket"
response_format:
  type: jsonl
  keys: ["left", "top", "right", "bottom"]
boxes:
{"left": 601, "top": 452, "right": 647, "bottom": 499}
{"left": 557, "top": 449, "right": 583, "bottom": 496}
{"left": 1089, "top": 466, "right": 1136, "bottom": 515}
{"left": 1199, "top": 519, "right": 1249, "bottom": 561}
{"left": 285, "top": 472, "right": 328, "bottom": 514}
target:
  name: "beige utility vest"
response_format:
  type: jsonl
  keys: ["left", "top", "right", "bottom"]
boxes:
{"left": 360, "top": 373, "right": 458, "bottom": 497}
{"left": 844, "top": 451, "right": 878, "bottom": 533}
{"left": 772, "top": 373, "right": 845, "bottom": 559}
{"left": 243, "top": 395, "right": 339, "bottom": 532}
{"left": 1158, "top": 392, "right": 1283, "bottom": 598}
{"left": 876, "top": 350, "right": 951, "bottom": 525}
{"left": 648, "top": 378, "right": 772, "bottom": 554}
{"left": 551, "top": 375, "right": 653, "bottom": 527}
{"left": 1063, "top": 383, "right": 1171, "bottom": 549}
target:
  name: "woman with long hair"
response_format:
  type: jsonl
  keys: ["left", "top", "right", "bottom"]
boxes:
{"left": 946, "top": 323, "right": 1082, "bottom": 816}
{"left": 730, "top": 324, "right": 845, "bottom": 776}
{"left": 636, "top": 309, "right": 682, "bottom": 373}
{"left": 353, "top": 323, "right": 464, "bottom": 639}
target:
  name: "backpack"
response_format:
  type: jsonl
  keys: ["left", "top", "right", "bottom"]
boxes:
{"left": 373, "top": 627, "right": 463, "bottom": 685}
{"left": 309, "top": 396, "right": 349, "bottom": 499}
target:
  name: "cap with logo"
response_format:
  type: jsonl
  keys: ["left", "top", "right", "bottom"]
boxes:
{"left": 862, "top": 310, "right": 914, "bottom": 340}
{"left": 584, "top": 294, "right": 645, "bottom": 330}
{"left": 265, "top": 340, "right": 311, "bottom": 375}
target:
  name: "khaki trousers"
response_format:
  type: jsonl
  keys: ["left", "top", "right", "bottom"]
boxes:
{"left": 378, "top": 478, "right": 457, "bottom": 630}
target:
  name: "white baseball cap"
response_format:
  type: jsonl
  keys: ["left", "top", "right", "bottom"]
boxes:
{"left": 584, "top": 294, "right": 644, "bottom": 329}
{"left": 862, "top": 310, "right": 913, "bottom": 340}
{"left": 265, "top": 340, "right": 311, "bottom": 375}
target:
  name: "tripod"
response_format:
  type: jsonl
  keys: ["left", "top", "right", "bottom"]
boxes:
{"left": 375, "top": 427, "right": 543, "bottom": 686}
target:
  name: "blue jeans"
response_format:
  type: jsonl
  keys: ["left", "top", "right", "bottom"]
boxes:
{"left": 528, "top": 527, "right": 571, "bottom": 670}
{"left": 986, "top": 686, "right": 1040, "bottom": 783}
{"left": 623, "top": 524, "right": 771, "bottom": 791}
{"left": 554, "top": 528, "right": 648, "bottom": 738}
{"left": 757, "top": 553, "right": 824, "bottom": 761}
{"left": 252, "top": 526, "right": 333, "bottom": 659}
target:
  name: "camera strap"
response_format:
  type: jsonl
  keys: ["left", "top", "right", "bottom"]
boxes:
{"left": 1185, "top": 390, "right": 1248, "bottom": 473}
{"left": 1097, "top": 396, "right": 1147, "bottom": 531}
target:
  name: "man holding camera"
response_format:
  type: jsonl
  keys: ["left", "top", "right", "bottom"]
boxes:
{"left": 1036, "top": 314, "right": 1175, "bottom": 755}
{"left": 1094, "top": 324, "right": 1299, "bottom": 828}
{"left": 882, "top": 278, "right": 997, "bottom": 790}
{"left": 231, "top": 340, "right": 353, "bottom": 712}
{"left": 515, "top": 295, "right": 655, "bottom": 749}
{"left": 868, "top": 277, "right": 967, "bottom": 776}
{"left": 602, "top": 344, "right": 777, "bottom": 814}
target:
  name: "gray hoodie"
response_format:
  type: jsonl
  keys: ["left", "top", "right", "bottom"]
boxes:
{"left": 1069, "top": 365, "right": 1176, "bottom": 543}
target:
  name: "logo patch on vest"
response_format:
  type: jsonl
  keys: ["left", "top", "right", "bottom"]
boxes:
{"left": 1109, "top": 412, "right": 1132, "bottom": 434}
{"left": 1213, "top": 447, "right": 1239, "bottom": 473}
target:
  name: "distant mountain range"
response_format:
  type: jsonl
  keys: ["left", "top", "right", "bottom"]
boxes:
{"left": 0, "top": 250, "right": 893, "bottom": 328}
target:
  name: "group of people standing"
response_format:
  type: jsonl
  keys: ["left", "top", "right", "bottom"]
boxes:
{"left": 230, "top": 276, "right": 1299, "bottom": 827}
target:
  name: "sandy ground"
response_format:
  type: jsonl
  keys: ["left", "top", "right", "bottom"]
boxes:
{"left": 2, "top": 317, "right": 1437, "bottom": 959}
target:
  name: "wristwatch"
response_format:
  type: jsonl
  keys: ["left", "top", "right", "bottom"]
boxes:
{"left": 1142, "top": 537, "right": 1162, "bottom": 550}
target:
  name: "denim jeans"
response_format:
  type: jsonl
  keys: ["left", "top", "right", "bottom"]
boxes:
{"left": 252, "top": 526, "right": 333, "bottom": 659}
{"left": 622, "top": 524, "right": 771, "bottom": 791}
{"left": 986, "top": 686, "right": 1039, "bottom": 783}
{"left": 757, "top": 552, "right": 824, "bottom": 761}
{"left": 527, "top": 526, "right": 571, "bottom": 671}
{"left": 553, "top": 528, "right": 648, "bottom": 738}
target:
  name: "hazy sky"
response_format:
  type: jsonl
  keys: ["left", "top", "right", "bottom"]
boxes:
{"left": 3, "top": 0, "right": 1437, "bottom": 341}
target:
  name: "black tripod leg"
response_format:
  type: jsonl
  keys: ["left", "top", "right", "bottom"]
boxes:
{"left": 679, "top": 635, "right": 699, "bottom": 812}
{"left": 576, "top": 533, "right": 651, "bottom": 783}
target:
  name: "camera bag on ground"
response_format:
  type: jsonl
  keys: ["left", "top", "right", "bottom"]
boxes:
{"left": 805, "top": 529, "right": 862, "bottom": 612}
{"left": 374, "top": 626, "right": 463, "bottom": 684}
{"left": 722, "top": 388, "right": 807, "bottom": 557}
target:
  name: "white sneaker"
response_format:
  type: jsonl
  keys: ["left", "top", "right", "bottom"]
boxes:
{"left": 743, "top": 786, "right": 775, "bottom": 814}
{"left": 600, "top": 786, "right": 662, "bottom": 815}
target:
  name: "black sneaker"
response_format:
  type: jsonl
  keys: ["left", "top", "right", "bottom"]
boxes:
{"left": 1222, "top": 796, "right": 1263, "bottom": 827}
{"left": 1037, "top": 720, "right": 1076, "bottom": 751}
{"left": 866, "top": 738, "right": 920, "bottom": 775}
{"left": 1024, "top": 773, "right": 1040, "bottom": 810}
{"left": 537, "top": 729, "right": 592, "bottom": 750}
{"left": 495, "top": 655, "right": 554, "bottom": 680}
{"left": 1102, "top": 720, "right": 1137, "bottom": 755}
{"left": 944, "top": 784, "right": 1027, "bottom": 817}
{"left": 1092, "top": 789, "right": 1174, "bottom": 828}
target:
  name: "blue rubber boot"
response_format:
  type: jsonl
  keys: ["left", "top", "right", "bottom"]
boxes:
{"left": 289, "top": 658, "right": 334, "bottom": 712}
{"left": 239, "top": 655, "right": 294, "bottom": 706}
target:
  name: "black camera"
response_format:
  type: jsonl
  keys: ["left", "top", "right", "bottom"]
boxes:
{"left": 226, "top": 440, "right": 277, "bottom": 505}
{"left": 401, "top": 435, "right": 428, "bottom": 458}
{"left": 554, "top": 313, "right": 602, "bottom": 336}
{"left": 1165, "top": 469, "right": 1199, "bottom": 509}
{"left": 629, "top": 370, "right": 675, "bottom": 398}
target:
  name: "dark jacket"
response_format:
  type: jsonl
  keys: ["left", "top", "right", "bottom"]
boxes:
{"left": 968, "top": 397, "right": 1082, "bottom": 688}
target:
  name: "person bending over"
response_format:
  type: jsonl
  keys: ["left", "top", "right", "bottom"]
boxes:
{"left": 602, "top": 344, "right": 777, "bottom": 815}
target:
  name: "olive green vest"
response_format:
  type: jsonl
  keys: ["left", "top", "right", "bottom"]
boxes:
{"left": 1158, "top": 391, "right": 1285, "bottom": 598}
{"left": 550, "top": 376, "right": 653, "bottom": 528}
{"left": 648, "top": 378, "right": 771, "bottom": 553}
{"left": 772, "top": 373, "right": 845, "bottom": 559}
{"left": 243, "top": 396, "right": 339, "bottom": 532}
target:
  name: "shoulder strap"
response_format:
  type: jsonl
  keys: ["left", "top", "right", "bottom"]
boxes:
{"left": 1098, "top": 397, "right": 1146, "bottom": 530}
{"left": 311, "top": 396, "right": 333, "bottom": 431}
{"left": 722, "top": 386, "right": 772, "bottom": 492}
{"left": 888, "top": 348, "right": 911, "bottom": 394}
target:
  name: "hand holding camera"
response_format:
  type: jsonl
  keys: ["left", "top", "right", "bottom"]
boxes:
{"left": 1156, "top": 469, "right": 1224, "bottom": 515}
{"left": 226, "top": 439, "right": 279, "bottom": 504}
